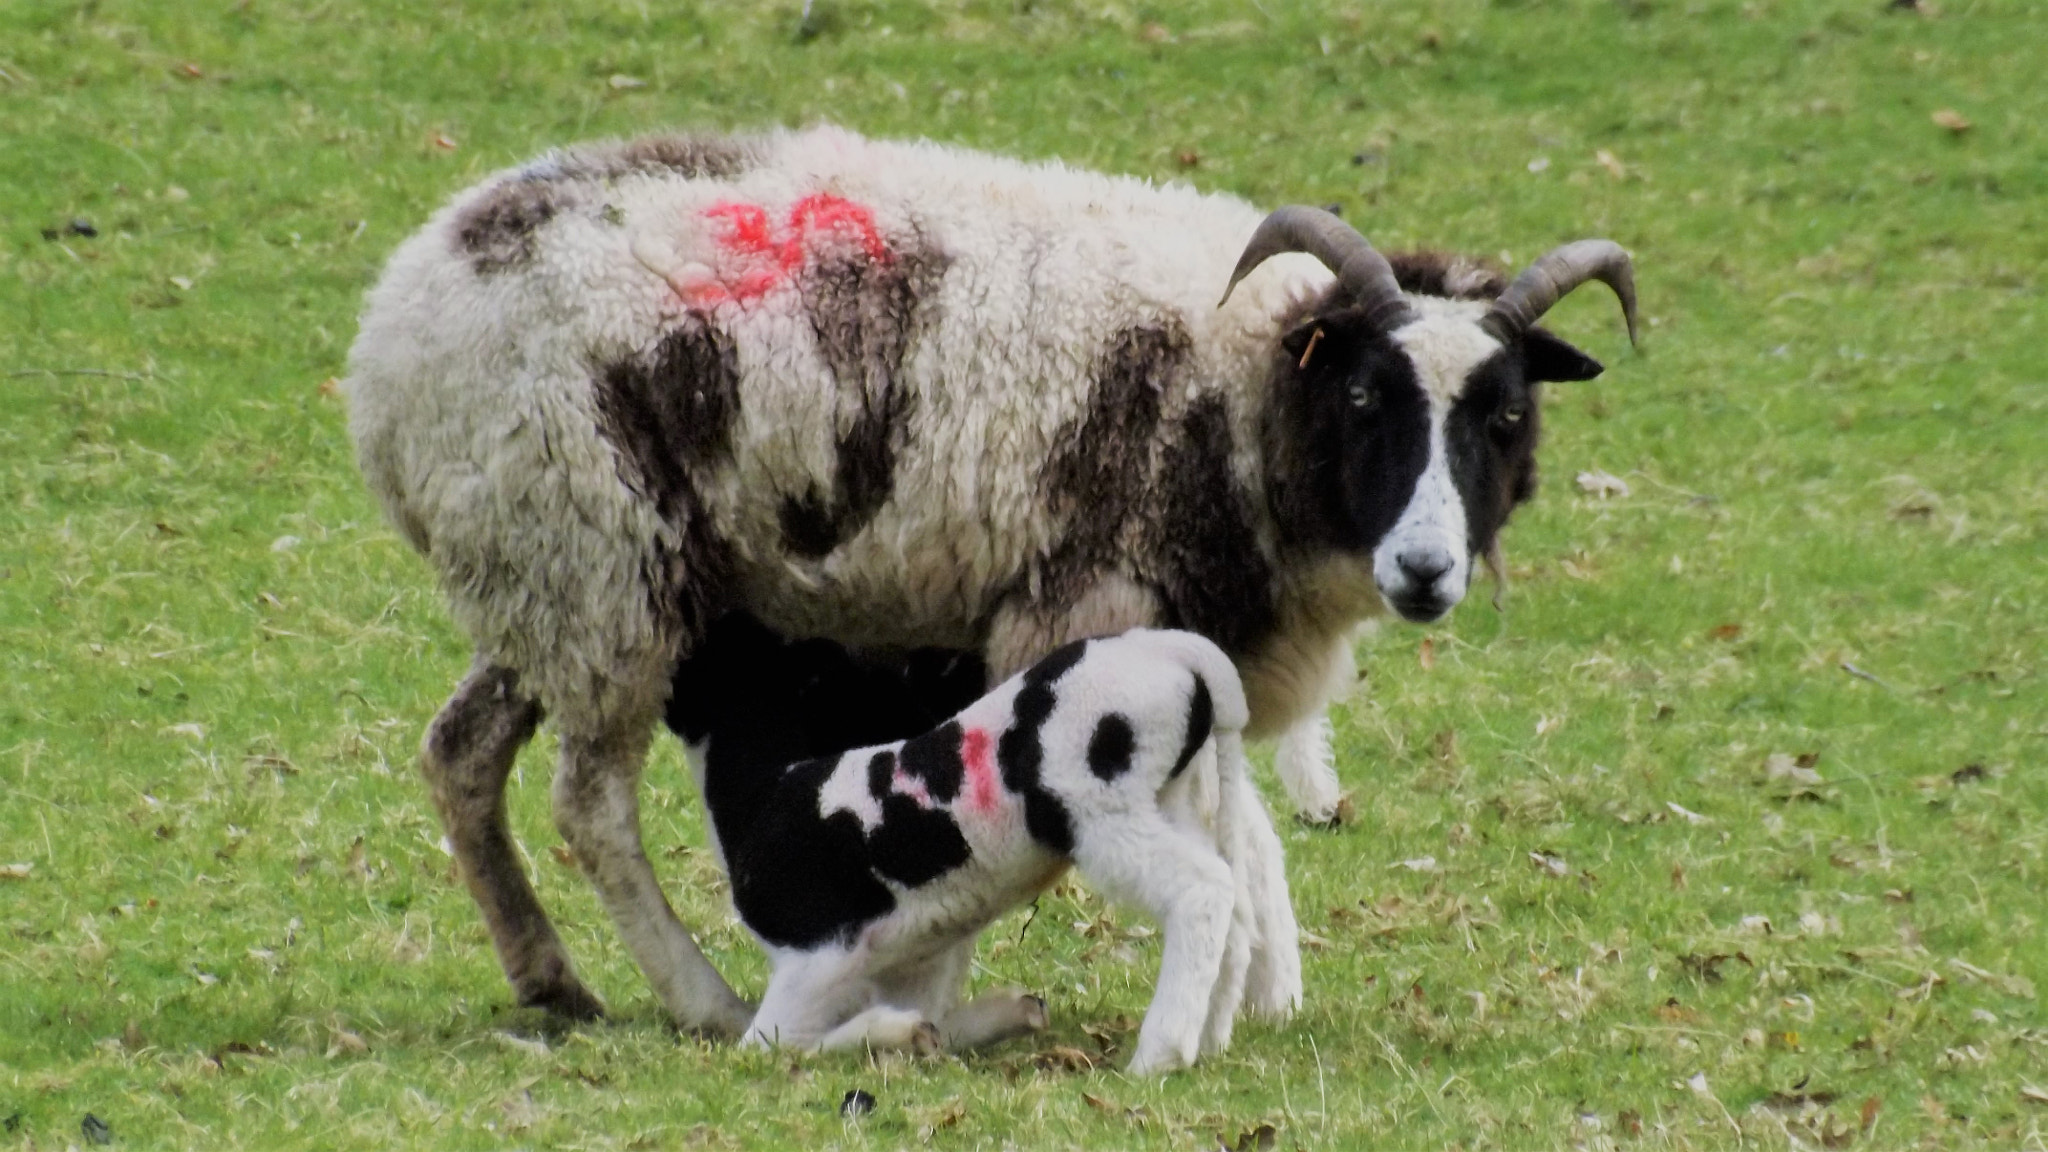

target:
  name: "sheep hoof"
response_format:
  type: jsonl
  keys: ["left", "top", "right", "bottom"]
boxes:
{"left": 518, "top": 980, "right": 606, "bottom": 1022}
{"left": 1020, "top": 995, "right": 1051, "bottom": 1033}
{"left": 911, "top": 1021, "right": 944, "bottom": 1057}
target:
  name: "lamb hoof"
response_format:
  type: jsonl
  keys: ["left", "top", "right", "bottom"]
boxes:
{"left": 1294, "top": 794, "right": 1355, "bottom": 830}
{"left": 518, "top": 980, "right": 606, "bottom": 1022}
{"left": 1020, "top": 995, "right": 1051, "bottom": 1033}
{"left": 911, "top": 1021, "right": 944, "bottom": 1057}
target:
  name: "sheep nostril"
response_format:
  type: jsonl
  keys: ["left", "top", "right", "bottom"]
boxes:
{"left": 1396, "top": 549, "right": 1454, "bottom": 586}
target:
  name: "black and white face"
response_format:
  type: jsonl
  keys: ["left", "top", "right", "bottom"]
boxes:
{"left": 1290, "top": 299, "right": 1602, "bottom": 623}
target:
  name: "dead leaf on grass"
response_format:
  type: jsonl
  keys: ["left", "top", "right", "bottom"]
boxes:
{"left": 1418, "top": 636, "right": 1435, "bottom": 670}
{"left": 1226, "top": 1122, "right": 1279, "bottom": 1151}
{"left": 1033, "top": 1045, "right": 1096, "bottom": 1072}
{"left": 1595, "top": 149, "right": 1628, "bottom": 179}
{"left": 1931, "top": 109, "right": 1971, "bottom": 133}
{"left": 1575, "top": 468, "right": 1631, "bottom": 498}
{"left": 0, "top": 863, "right": 32, "bottom": 880}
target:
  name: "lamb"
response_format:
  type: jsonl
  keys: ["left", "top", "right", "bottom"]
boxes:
{"left": 665, "top": 617, "right": 1297, "bottom": 1072}
{"left": 346, "top": 125, "right": 1637, "bottom": 1032}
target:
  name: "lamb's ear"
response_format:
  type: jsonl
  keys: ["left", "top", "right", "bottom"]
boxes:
{"left": 1523, "top": 326, "right": 1604, "bottom": 383}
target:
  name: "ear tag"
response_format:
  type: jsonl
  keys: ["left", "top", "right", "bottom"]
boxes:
{"left": 1298, "top": 326, "right": 1324, "bottom": 370}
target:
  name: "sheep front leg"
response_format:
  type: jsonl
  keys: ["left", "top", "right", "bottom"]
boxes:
{"left": 1273, "top": 712, "right": 1343, "bottom": 823}
{"left": 1073, "top": 818, "right": 1235, "bottom": 1074}
{"left": 552, "top": 713, "right": 752, "bottom": 1036}
{"left": 422, "top": 658, "right": 603, "bottom": 1020}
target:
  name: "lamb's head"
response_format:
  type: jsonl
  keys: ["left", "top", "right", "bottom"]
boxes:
{"left": 1226, "top": 207, "right": 1638, "bottom": 623}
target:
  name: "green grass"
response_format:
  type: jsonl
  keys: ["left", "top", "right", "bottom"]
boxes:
{"left": 3, "top": 0, "right": 2044, "bottom": 1147}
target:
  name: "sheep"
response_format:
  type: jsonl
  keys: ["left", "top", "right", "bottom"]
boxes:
{"left": 345, "top": 125, "right": 1637, "bottom": 1032}
{"left": 665, "top": 617, "right": 1298, "bottom": 1072}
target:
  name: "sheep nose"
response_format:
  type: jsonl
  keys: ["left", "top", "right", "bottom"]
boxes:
{"left": 1396, "top": 549, "right": 1454, "bottom": 586}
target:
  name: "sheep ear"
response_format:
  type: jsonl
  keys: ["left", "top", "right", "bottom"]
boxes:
{"left": 1279, "top": 320, "right": 1323, "bottom": 366}
{"left": 1523, "top": 327, "right": 1603, "bottom": 382}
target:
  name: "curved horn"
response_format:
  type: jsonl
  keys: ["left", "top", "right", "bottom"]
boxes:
{"left": 1486, "top": 240, "right": 1639, "bottom": 347}
{"left": 1218, "top": 205, "right": 1416, "bottom": 332}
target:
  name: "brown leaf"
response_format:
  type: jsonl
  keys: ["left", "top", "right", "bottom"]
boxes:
{"left": 1034, "top": 1045, "right": 1096, "bottom": 1072}
{"left": 0, "top": 863, "right": 31, "bottom": 881}
{"left": 1231, "top": 1123, "right": 1279, "bottom": 1151}
{"left": 432, "top": 132, "right": 460, "bottom": 151}
{"left": 1860, "top": 1096, "right": 1883, "bottom": 1130}
{"left": 1595, "top": 149, "right": 1628, "bottom": 179}
{"left": 1617, "top": 1109, "right": 1643, "bottom": 1136}
{"left": 2021, "top": 1086, "right": 2048, "bottom": 1106}
{"left": 1709, "top": 623, "right": 1744, "bottom": 641}
{"left": 1176, "top": 149, "right": 1201, "bottom": 168}
{"left": 1931, "top": 109, "right": 1971, "bottom": 133}
{"left": 1670, "top": 863, "right": 1687, "bottom": 890}
{"left": 317, "top": 377, "right": 342, "bottom": 398}
{"left": 1081, "top": 1091, "right": 1118, "bottom": 1113}
{"left": 1418, "top": 636, "right": 1435, "bottom": 670}
{"left": 177, "top": 62, "right": 204, "bottom": 79}
{"left": 550, "top": 844, "right": 578, "bottom": 870}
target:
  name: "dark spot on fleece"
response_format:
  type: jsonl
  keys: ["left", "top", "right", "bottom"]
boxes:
{"left": 867, "top": 795, "right": 972, "bottom": 888}
{"left": 865, "top": 749, "right": 897, "bottom": 801}
{"left": 1385, "top": 249, "right": 1507, "bottom": 302}
{"left": 453, "top": 180, "right": 566, "bottom": 274}
{"left": 1036, "top": 320, "right": 1186, "bottom": 609}
{"left": 593, "top": 322, "right": 744, "bottom": 642}
{"left": 544, "top": 133, "right": 761, "bottom": 184}
{"left": 897, "top": 720, "right": 965, "bottom": 804}
{"left": 725, "top": 756, "right": 898, "bottom": 950}
{"left": 996, "top": 639, "right": 1089, "bottom": 853}
{"left": 1169, "top": 674, "right": 1213, "bottom": 781}
{"left": 1152, "top": 396, "right": 1277, "bottom": 657}
{"left": 1086, "top": 713, "right": 1136, "bottom": 781}
{"left": 778, "top": 234, "right": 950, "bottom": 558}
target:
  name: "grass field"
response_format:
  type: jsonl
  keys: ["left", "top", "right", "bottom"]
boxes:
{"left": 4, "top": 0, "right": 2045, "bottom": 1147}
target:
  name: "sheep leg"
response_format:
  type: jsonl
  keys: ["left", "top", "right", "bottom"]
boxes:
{"left": 421, "top": 659, "right": 603, "bottom": 1020}
{"left": 940, "top": 989, "right": 1051, "bottom": 1051}
{"left": 1273, "top": 711, "right": 1343, "bottom": 823}
{"left": 1072, "top": 817, "right": 1235, "bottom": 1074}
{"left": 744, "top": 945, "right": 883, "bottom": 1051}
{"left": 552, "top": 713, "right": 752, "bottom": 1036}
{"left": 866, "top": 940, "right": 1046, "bottom": 1051}
{"left": 1238, "top": 771, "right": 1304, "bottom": 1019}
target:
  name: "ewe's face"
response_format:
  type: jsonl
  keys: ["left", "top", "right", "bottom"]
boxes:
{"left": 1302, "top": 300, "right": 1599, "bottom": 623}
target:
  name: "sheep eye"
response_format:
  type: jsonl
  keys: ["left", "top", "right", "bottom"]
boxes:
{"left": 1496, "top": 402, "right": 1527, "bottom": 426}
{"left": 1349, "top": 383, "right": 1377, "bottom": 411}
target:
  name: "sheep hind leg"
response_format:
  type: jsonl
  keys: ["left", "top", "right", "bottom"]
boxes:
{"left": 421, "top": 658, "right": 603, "bottom": 1020}
{"left": 1073, "top": 818, "right": 1235, "bottom": 1074}
{"left": 552, "top": 710, "right": 752, "bottom": 1037}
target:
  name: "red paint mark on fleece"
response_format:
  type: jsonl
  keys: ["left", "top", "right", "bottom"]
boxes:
{"left": 961, "top": 727, "right": 999, "bottom": 815}
{"left": 689, "top": 193, "right": 891, "bottom": 307}
{"left": 890, "top": 769, "right": 933, "bottom": 810}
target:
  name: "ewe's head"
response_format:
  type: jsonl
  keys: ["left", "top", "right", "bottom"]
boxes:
{"left": 1225, "top": 207, "right": 1638, "bottom": 623}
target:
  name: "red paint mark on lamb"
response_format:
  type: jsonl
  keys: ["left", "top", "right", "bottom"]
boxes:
{"left": 890, "top": 769, "right": 934, "bottom": 810}
{"left": 692, "top": 193, "right": 891, "bottom": 307}
{"left": 961, "top": 727, "right": 999, "bottom": 815}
